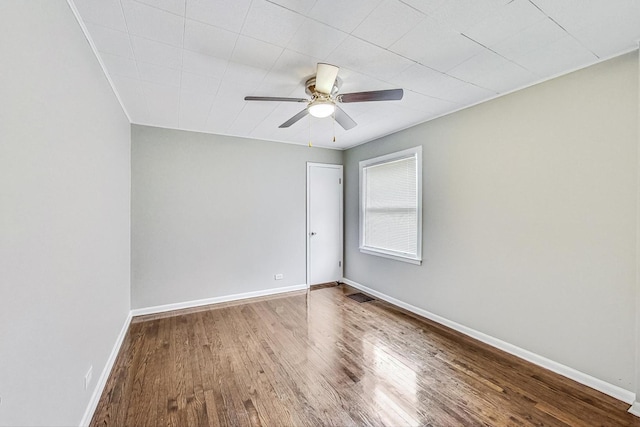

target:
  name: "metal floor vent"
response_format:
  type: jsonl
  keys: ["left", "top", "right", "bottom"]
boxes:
{"left": 346, "top": 292, "right": 375, "bottom": 303}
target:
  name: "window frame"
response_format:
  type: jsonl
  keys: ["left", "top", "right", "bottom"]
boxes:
{"left": 359, "top": 146, "right": 423, "bottom": 265}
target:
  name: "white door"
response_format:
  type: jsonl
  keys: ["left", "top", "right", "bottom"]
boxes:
{"left": 307, "top": 163, "right": 343, "bottom": 286}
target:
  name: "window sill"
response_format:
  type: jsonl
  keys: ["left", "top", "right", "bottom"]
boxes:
{"left": 359, "top": 247, "right": 422, "bottom": 265}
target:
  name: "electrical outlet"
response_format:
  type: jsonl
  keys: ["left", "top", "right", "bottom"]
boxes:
{"left": 274, "top": 273, "right": 284, "bottom": 280}
{"left": 84, "top": 366, "right": 93, "bottom": 390}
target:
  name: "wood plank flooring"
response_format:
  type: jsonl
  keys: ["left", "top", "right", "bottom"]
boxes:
{"left": 91, "top": 285, "right": 640, "bottom": 426}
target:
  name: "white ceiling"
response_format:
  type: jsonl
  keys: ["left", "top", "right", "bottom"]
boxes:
{"left": 71, "top": 0, "right": 640, "bottom": 149}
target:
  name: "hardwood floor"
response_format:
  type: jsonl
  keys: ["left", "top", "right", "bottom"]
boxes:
{"left": 91, "top": 285, "right": 640, "bottom": 426}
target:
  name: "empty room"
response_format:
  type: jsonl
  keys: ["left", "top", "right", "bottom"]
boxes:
{"left": 3, "top": 0, "right": 640, "bottom": 426}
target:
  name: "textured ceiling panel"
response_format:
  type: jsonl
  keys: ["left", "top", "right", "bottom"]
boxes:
{"left": 72, "top": 0, "right": 640, "bottom": 149}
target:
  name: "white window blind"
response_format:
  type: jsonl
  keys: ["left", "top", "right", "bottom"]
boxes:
{"left": 359, "top": 147, "right": 422, "bottom": 264}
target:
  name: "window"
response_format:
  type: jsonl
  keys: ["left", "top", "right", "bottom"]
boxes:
{"left": 359, "top": 146, "right": 422, "bottom": 264}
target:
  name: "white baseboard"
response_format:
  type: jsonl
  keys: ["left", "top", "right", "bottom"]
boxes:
{"left": 79, "top": 311, "right": 132, "bottom": 427}
{"left": 130, "top": 284, "right": 308, "bottom": 317}
{"left": 341, "top": 277, "right": 636, "bottom": 406}
{"left": 629, "top": 401, "right": 640, "bottom": 416}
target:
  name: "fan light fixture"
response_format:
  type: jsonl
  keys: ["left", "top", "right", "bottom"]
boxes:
{"left": 308, "top": 99, "right": 335, "bottom": 118}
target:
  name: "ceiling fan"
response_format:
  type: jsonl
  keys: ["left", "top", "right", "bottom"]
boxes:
{"left": 244, "top": 63, "right": 403, "bottom": 130}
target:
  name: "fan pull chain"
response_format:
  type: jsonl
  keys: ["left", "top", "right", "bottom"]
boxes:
{"left": 308, "top": 115, "right": 312, "bottom": 147}
{"left": 332, "top": 110, "right": 336, "bottom": 143}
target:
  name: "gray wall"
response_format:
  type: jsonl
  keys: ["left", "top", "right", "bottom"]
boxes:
{"left": 131, "top": 125, "right": 342, "bottom": 309}
{"left": 0, "top": 2, "right": 131, "bottom": 426}
{"left": 344, "top": 52, "right": 639, "bottom": 391}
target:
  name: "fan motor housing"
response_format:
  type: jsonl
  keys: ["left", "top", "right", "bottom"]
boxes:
{"left": 305, "top": 76, "right": 342, "bottom": 97}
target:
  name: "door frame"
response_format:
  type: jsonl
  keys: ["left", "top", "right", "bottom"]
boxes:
{"left": 306, "top": 162, "right": 344, "bottom": 288}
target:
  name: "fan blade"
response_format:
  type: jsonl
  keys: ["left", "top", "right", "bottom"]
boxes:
{"left": 279, "top": 109, "right": 309, "bottom": 128}
{"left": 315, "top": 63, "right": 339, "bottom": 94}
{"left": 338, "top": 88, "right": 403, "bottom": 103}
{"left": 334, "top": 106, "right": 357, "bottom": 130}
{"left": 245, "top": 96, "right": 308, "bottom": 102}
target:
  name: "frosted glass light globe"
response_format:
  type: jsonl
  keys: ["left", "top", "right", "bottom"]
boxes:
{"left": 308, "top": 100, "right": 335, "bottom": 118}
